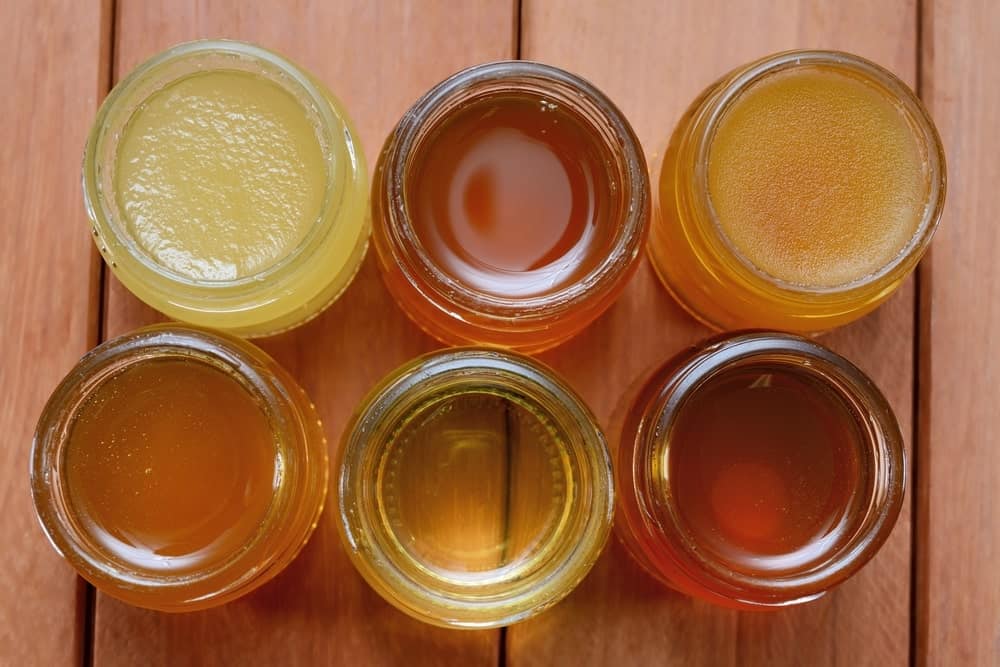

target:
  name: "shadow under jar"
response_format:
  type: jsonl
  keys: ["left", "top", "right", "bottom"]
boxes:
{"left": 31, "top": 325, "right": 328, "bottom": 611}
{"left": 650, "top": 50, "right": 946, "bottom": 333}
{"left": 372, "top": 62, "right": 650, "bottom": 353}
{"left": 616, "top": 332, "right": 905, "bottom": 610}
{"left": 84, "top": 40, "right": 369, "bottom": 337}
{"left": 336, "top": 348, "right": 614, "bottom": 627}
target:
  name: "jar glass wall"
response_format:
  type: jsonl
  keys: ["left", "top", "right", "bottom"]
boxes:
{"left": 337, "top": 348, "right": 614, "bottom": 627}
{"left": 616, "top": 332, "right": 905, "bottom": 610}
{"left": 31, "top": 325, "right": 328, "bottom": 611}
{"left": 650, "top": 50, "right": 945, "bottom": 333}
{"left": 372, "top": 61, "right": 650, "bottom": 353}
{"left": 83, "top": 40, "right": 369, "bottom": 337}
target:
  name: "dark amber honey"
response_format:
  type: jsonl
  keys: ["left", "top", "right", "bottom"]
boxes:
{"left": 407, "top": 94, "right": 615, "bottom": 297}
{"left": 616, "top": 333, "right": 905, "bottom": 609}
{"left": 669, "top": 366, "right": 865, "bottom": 577}
{"left": 373, "top": 62, "right": 649, "bottom": 352}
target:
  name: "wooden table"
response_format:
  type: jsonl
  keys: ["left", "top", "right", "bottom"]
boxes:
{"left": 2, "top": 1, "right": 997, "bottom": 665}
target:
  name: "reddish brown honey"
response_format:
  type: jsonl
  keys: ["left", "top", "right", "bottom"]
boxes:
{"left": 616, "top": 333, "right": 905, "bottom": 610}
{"left": 406, "top": 94, "right": 615, "bottom": 298}
{"left": 668, "top": 366, "right": 865, "bottom": 576}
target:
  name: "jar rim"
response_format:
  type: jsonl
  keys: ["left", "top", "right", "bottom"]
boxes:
{"left": 30, "top": 324, "right": 299, "bottom": 605}
{"left": 376, "top": 60, "right": 650, "bottom": 322}
{"left": 82, "top": 39, "right": 363, "bottom": 294}
{"left": 687, "top": 49, "right": 946, "bottom": 299}
{"left": 633, "top": 332, "right": 906, "bottom": 604}
{"left": 336, "top": 347, "right": 614, "bottom": 627}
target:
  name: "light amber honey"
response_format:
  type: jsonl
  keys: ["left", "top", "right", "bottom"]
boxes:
{"left": 65, "top": 357, "right": 277, "bottom": 575}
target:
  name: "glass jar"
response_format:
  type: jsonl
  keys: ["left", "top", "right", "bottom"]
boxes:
{"left": 83, "top": 40, "right": 369, "bottom": 337}
{"left": 31, "top": 324, "right": 328, "bottom": 611}
{"left": 336, "top": 348, "right": 614, "bottom": 627}
{"left": 616, "top": 332, "right": 905, "bottom": 609}
{"left": 650, "top": 50, "right": 946, "bottom": 332}
{"left": 372, "top": 61, "right": 650, "bottom": 353}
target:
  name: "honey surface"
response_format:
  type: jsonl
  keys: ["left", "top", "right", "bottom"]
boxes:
{"left": 65, "top": 357, "right": 277, "bottom": 574}
{"left": 708, "top": 65, "right": 927, "bottom": 287}
{"left": 116, "top": 70, "right": 327, "bottom": 281}
{"left": 378, "top": 391, "right": 570, "bottom": 581}
{"left": 407, "top": 94, "right": 615, "bottom": 297}
{"left": 669, "top": 366, "right": 866, "bottom": 574}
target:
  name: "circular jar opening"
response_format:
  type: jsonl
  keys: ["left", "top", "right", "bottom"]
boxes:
{"left": 31, "top": 325, "right": 328, "bottom": 611}
{"left": 698, "top": 51, "right": 944, "bottom": 293}
{"left": 337, "top": 349, "right": 613, "bottom": 627}
{"left": 649, "top": 50, "right": 946, "bottom": 333}
{"left": 373, "top": 61, "right": 650, "bottom": 352}
{"left": 84, "top": 40, "right": 369, "bottom": 336}
{"left": 618, "top": 332, "right": 905, "bottom": 609}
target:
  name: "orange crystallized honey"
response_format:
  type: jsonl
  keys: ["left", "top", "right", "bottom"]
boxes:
{"left": 650, "top": 50, "right": 945, "bottom": 332}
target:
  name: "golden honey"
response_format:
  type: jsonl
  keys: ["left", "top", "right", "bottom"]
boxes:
{"left": 650, "top": 50, "right": 945, "bottom": 332}
{"left": 31, "top": 325, "right": 328, "bottom": 611}
{"left": 336, "top": 349, "right": 613, "bottom": 627}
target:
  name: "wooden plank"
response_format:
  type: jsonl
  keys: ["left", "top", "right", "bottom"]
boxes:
{"left": 95, "top": 2, "right": 514, "bottom": 665}
{"left": 917, "top": 1, "right": 1000, "bottom": 664}
{"left": 519, "top": 2, "right": 918, "bottom": 665}
{"left": 0, "top": 0, "right": 110, "bottom": 664}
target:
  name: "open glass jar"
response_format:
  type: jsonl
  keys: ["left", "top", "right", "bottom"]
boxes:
{"left": 372, "top": 61, "right": 650, "bottom": 353}
{"left": 83, "top": 40, "right": 369, "bottom": 337}
{"left": 31, "top": 325, "right": 328, "bottom": 611}
{"left": 650, "top": 50, "right": 946, "bottom": 333}
{"left": 337, "top": 348, "right": 614, "bottom": 627}
{"left": 616, "top": 332, "right": 905, "bottom": 609}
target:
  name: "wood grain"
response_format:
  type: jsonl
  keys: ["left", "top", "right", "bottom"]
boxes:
{"left": 917, "top": 0, "right": 1000, "bottom": 664}
{"left": 519, "top": 2, "right": 918, "bottom": 665}
{"left": 95, "top": 1, "right": 514, "bottom": 665}
{"left": 0, "top": 0, "right": 110, "bottom": 664}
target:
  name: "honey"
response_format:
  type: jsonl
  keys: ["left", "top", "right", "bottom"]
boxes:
{"left": 337, "top": 348, "right": 613, "bottom": 627}
{"left": 669, "top": 366, "right": 864, "bottom": 575}
{"left": 649, "top": 50, "right": 945, "bottom": 332}
{"left": 373, "top": 61, "right": 649, "bottom": 352}
{"left": 379, "top": 391, "right": 567, "bottom": 579}
{"left": 708, "top": 65, "right": 927, "bottom": 288}
{"left": 84, "top": 41, "right": 369, "bottom": 336}
{"left": 116, "top": 69, "right": 327, "bottom": 281}
{"left": 616, "top": 332, "right": 905, "bottom": 609}
{"left": 407, "top": 94, "right": 615, "bottom": 298}
{"left": 65, "top": 357, "right": 277, "bottom": 574}
{"left": 31, "top": 325, "right": 329, "bottom": 611}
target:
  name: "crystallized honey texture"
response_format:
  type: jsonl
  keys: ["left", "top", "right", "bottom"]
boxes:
{"left": 116, "top": 70, "right": 327, "bottom": 281}
{"left": 708, "top": 65, "right": 928, "bottom": 287}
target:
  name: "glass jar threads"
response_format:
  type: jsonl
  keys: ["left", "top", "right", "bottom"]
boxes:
{"left": 616, "top": 332, "right": 905, "bottom": 609}
{"left": 83, "top": 40, "right": 369, "bottom": 337}
{"left": 336, "top": 348, "right": 614, "bottom": 627}
{"left": 650, "top": 50, "right": 945, "bottom": 333}
{"left": 31, "top": 325, "right": 328, "bottom": 611}
{"left": 372, "top": 61, "right": 650, "bottom": 353}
